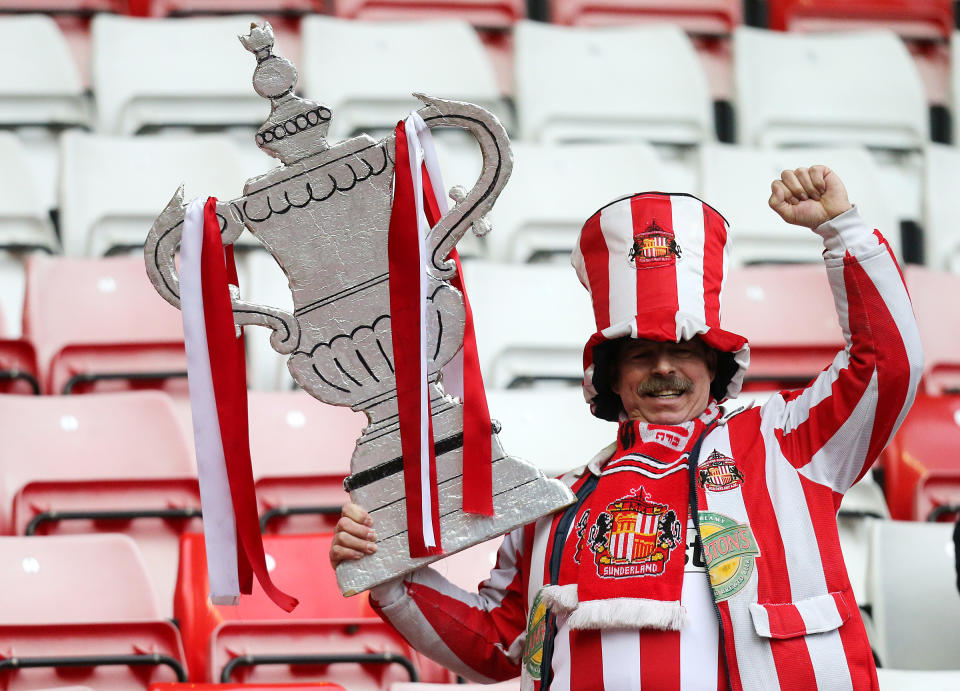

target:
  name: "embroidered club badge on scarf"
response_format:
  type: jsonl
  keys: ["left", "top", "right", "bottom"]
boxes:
{"left": 540, "top": 401, "right": 720, "bottom": 630}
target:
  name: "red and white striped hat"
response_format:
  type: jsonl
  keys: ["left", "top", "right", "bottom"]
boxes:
{"left": 571, "top": 192, "right": 750, "bottom": 421}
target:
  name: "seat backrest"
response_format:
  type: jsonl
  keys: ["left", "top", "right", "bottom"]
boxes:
{"left": 0, "top": 338, "right": 40, "bottom": 394}
{"left": 58, "top": 132, "right": 248, "bottom": 257}
{"left": 722, "top": 264, "right": 844, "bottom": 387}
{"left": 700, "top": 143, "right": 900, "bottom": 265}
{"left": 463, "top": 260, "right": 596, "bottom": 388}
{"left": 91, "top": 14, "right": 266, "bottom": 134}
{"left": 922, "top": 144, "right": 960, "bottom": 273}
{"left": 875, "top": 669, "right": 960, "bottom": 690}
{"left": 242, "top": 249, "right": 297, "bottom": 391}
{"left": 300, "top": 17, "right": 507, "bottom": 141}
{"left": 22, "top": 254, "right": 185, "bottom": 378}
{"left": 484, "top": 142, "right": 668, "bottom": 262}
{"left": 175, "top": 532, "right": 377, "bottom": 681}
{"left": 734, "top": 27, "right": 927, "bottom": 150}
{"left": 0, "top": 533, "right": 161, "bottom": 622}
{"left": 486, "top": 387, "right": 615, "bottom": 476}
{"left": 0, "top": 131, "right": 58, "bottom": 253}
{"left": 0, "top": 14, "right": 88, "bottom": 129}
{"left": 0, "top": 391, "right": 195, "bottom": 532}
{"left": 768, "top": 0, "right": 954, "bottom": 40}
{"left": 867, "top": 519, "right": 960, "bottom": 669}
{"left": 332, "top": 0, "right": 525, "bottom": 28}
{"left": 515, "top": 20, "right": 713, "bottom": 145}
{"left": 904, "top": 266, "right": 960, "bottom": 394}
{"left": 551, "top": 0, "right": 742, "bottom": 33}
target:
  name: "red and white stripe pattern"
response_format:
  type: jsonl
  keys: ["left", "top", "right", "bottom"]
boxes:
{"left": 571, "top": 193, "right": 748, "bottom": 415}
{"left": 371, "top": 208, "right": 922, "bottom": 691}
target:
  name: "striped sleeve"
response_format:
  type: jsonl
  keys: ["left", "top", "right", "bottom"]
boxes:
{"left": 762, "top": 206, "right": 923, "bottom": 495}
{"left": 369, "top": 526, "right": 529, "bottom": 683}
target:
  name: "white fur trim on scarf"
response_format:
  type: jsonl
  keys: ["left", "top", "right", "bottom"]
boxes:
{"left": 540, "top": 584, "right": 579, "bottom": 613}
{"left": 567, "top": 598, "right": 687, "bottom": 631}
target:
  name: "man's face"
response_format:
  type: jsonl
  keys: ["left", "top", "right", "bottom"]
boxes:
{"left": 611, "top": 338, "right": 716, "bottom": 424}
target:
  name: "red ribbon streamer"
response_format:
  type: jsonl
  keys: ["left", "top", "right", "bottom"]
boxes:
{"left": 388, "top": 123, "right": 443, "bottom": 557}
{"left": 421, "top": 168, "right": 494, "bottom": 516}
{"left": 200, "top": 197, "right": 298, "bottom": 611}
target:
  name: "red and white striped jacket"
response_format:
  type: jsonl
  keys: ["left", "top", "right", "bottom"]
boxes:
{"left": 371, "top": 208, "right": 923, "bottom": 691}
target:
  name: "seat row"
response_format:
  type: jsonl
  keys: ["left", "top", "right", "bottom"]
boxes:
{"left": 7, "top": 133, "right": 960, "bottom": 269}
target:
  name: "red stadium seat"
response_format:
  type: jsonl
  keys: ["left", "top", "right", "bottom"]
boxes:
{"left": 550, "top": 0, "right": 741, "bottom": 33}
{"left": 332, "top": 0, "right": 524, "bottom": 28}
{"left": 905, "top": 266, "right": 960, "bottom": 395}
{"left": 0, "top": 391, "right": 201, "bottom": 615}
{"left": 175, "top": 532, "right": 447, "bottom": 686}
{"left": 880, "top": 393, "right": 960, "bottom": 522}
{"left": 767, "top": 0, "right": 954, "bottom": 40}
{"left": 0, "top": 534, "right": 187, "bottom": 690}
{"left": 150, "top": 685, "right": 344, "bottom": 690}
{"left": 722, "top": 265, "right": 844, "bottom": 392}
{"left": 247, "top": 391, "right": 366, "bottom": 534}
{"left": 0, "top": 338, "right": 40, "bottom": 394}
{"left": 21, "top": 254, "right": 187, "bottom": 395}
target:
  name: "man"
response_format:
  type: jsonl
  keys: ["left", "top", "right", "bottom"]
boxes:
{"left": 331, "top": 166, "right": 923, "bottom": 690}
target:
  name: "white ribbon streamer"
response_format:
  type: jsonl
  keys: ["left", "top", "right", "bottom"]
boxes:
{"left": 180, "top": 196, "right": 240, "bottom": 604}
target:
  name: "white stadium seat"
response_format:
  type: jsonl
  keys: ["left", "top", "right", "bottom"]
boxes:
{"left": 391, "top": 682, "right": 519, "bottom": 690}
{"left": 485, "top": 142, "right": 668, "bottom": 263}
{"left": 241, "top": 249, "right": 296, "bottom": 391}
{"left": 866, "top": 520, "right": 960, "bottom": 670}
{"left": 486, "top": 387, "right": 616, "bottom": 476}
{"left": 877, "top": 669, "right": 960, "bottom": 690}
{"left": 91, "top": 14, "right": 268, "bottom": 135}
{"left": 300, "top": 17, "right": 509, "bottom": 142}
{"left": 58, "top": 132, "right": 251, "bottom": 257}
{"left": 700, "top": 144, "right": 900, "bottom": 265}
{"left": 734, "top": 27, "right": 928, "bottom": 150}
{"left": 464, "top": 260, "right": 596, "bottom": 388}
{"left": 0, "top": 14, "right": 89, "bottom": 130}
{"left": 951, "top": 32, "right": 960, "bottom": 144}
{"left": 0, "top": 132, "right": 58, "bottom": 254}
{"left": 515, "top": 21, "right": 714, "bottom": 146}
{"left": 922, "top": 144, "right": 960, "bottom": 273}
{"left": 837, "top": 475, "right": 889, "bottom": 610}
{"left": 0, "top": 252, "right": 27, "bottom": 338}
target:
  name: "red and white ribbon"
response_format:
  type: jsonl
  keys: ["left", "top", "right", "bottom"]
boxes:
{"left": 180, "top": 196, "right": 298, "bottom": 611}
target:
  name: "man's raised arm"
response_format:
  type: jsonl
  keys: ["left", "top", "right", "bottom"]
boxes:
{"left": 763, "top": 165, "right": 923, "bottom": 494}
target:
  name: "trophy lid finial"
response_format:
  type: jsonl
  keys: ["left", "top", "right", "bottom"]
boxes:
{"left": 241, "top": 21, "right": 332, "bottom": 164}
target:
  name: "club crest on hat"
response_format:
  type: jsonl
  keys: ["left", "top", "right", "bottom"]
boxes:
{"left": 587, "top": 487, "right": 682, "bottom": 578}
{"left": 697, "top": 450, "right": 744, "bottom": 492}
{"left": 628, "top": 219, "right": 681, "bottom": 269}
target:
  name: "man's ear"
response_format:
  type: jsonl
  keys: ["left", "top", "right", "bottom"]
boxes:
{"left": 705, "top": 346, "right": 718, "bottom": 377}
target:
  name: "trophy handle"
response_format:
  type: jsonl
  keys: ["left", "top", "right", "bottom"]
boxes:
{"left": 413, "top": 94, "right": 514, "bottom": 280}
{"left": 144, "top": 186, "right": 301, "bottom": 355}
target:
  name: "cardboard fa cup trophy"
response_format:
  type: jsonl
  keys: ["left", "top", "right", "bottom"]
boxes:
{"left": 144, "top": 22, "right": 575, "bottom": 595}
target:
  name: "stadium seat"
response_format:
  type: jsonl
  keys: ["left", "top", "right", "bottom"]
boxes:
{"left": 904, "top": 266, "right": 960, "bottom": 394}
{"left": 390, "top": 683, "right": 518, "bottom": 690}
{"left": 300, "top": 17, "right": 508, "bottom": 141}
{"left": 865, "top": 520, "right": 960, "bottom": 669}
{"left": 0, "top": 338, "right": 41, "bottom": 394}
{"left": 22, "top": 254, "right": 187, "bottom": 394}
{"left": 550, "top": 0, "right": 740, "bottom": 32}
{"left": 247, "top": 390, "right": 366, "bottom": 534}
{"left": 837, "top": 475, "right": 888, "bottom": 610}
{"left": 875, "top": 669, "right": 960, "bottom": 690}
{"left": 174, "top": 532, "right": 379, "bottom": 681}
{"left": 58, "top": 132, "right": 252, "bottom": 257}
{"left": 331, "top": 0, "right": 524, "bottom": 28}
{"left": 484, "top": 142, "right": 668, "bottom": 263}
{"left": 722, "top": 264, "right": 844, "bottom": 390}
{"left": 0, "top": 392, "right": 201, "bottom": 615}
{"left": 464, "top": 260, "right": 596, "bottom": 388}
{"left": 515, "top": 21, "right": 713, "bottom": 146}
{"left": 242, "top": 249, "right": 297, "bottom": 391}
{"left": 485, "top": 387, "right": 615, "bottom": 476}
{"left": 0, "top": 132, "right": 59, "bottom": 253}
{"left": 427, "top": 535, "right": 504, "bottom": 592}
{"left": 0, "top": 534, "right": 187, "bottom": 689}
{"left": 733, "top": 27, "right": 928, "bottom": 150}
{"left": 0, "top": 14, "right": 89, "bottom": 130}
{"left": 151, "top": 685, "right": 344, "bottom": 690}
{"left": 879, "top": 392, "right": 960, "bottom": 522}
{"left": 922, "top": 144, "right": 960, "bottom": 272}
{"left": 767, "top": 0, "right": 954, "bottom": 40}
{"left": 91, "top": 14, "right": 268, "bottom": 134}
{"left": 146, "top": 0, "right": 317, "bottom": 16}
{"left": 699, "top": 144, "right": 901, "bottom": 265}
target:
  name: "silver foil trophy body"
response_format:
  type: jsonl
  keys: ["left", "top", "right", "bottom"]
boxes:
{"left": 144, "top": 22, "right": 574, "bottom": 595}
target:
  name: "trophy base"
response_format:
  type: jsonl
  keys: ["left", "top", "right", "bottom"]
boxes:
{"left": 336, "top": 451, "right": 575, "bottom": 595}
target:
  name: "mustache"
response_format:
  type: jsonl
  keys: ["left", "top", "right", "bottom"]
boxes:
{"left": 637, "top": 374, "right": 693, "bottom": 395}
